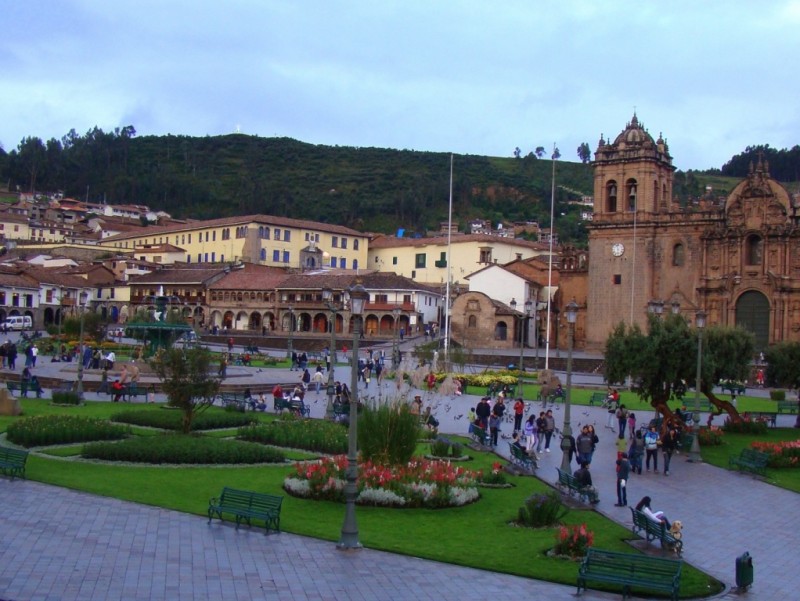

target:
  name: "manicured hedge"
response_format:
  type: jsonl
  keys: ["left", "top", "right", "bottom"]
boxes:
{"left": 7, "top": 415, "right": 130, "bottom": 447}
{"left": 238, "top": 418, "right": 347, "bottom": 454}
{"left": 111, "top": 410, "right": 258, "bottom": 431}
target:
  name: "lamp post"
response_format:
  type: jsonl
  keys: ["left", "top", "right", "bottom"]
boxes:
{"left": 286, "top": 304, "right": 294, "bottom": 362}
{"left": 75, "top": 292, "right": 89, "bottom": 400}
{"left": 338, "top": 281, "right": 367, "bottom": 550}
{"left": 510, "top": 298, "right": 532, "bottom": 392}
{"left": 559, "top": 300, "right": 579, "bottom": 473}
{"left": 391, "top": 307, "right": 401, "bottom": 369}
{"left": 648, "top": 298, "right": 664, "bottom": 318}
{"left": 533, "top": 312, "right": 540, "bottom": 370}
{"left": 688, "top": 310, "right": 706, "bottom": 463}
{"left": 322, "top": 287, "right": 343, "bottom": 420}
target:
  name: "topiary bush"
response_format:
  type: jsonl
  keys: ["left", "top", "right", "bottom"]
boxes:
{"left": 111, "top": 409, "right": 257, "bottom": 431}
{"left": 7, "top": 415, "right": 130, "bottom": 447}
{"left": 52, "top": 391, "right": 81, "bottom": 405}
{"left": 237, "top": 418, "right": 347, "bottom": 454}
{"left": 83, "top": 434, "right": 285, "bottom": 464}
{"left": 770, "top": 390, "right": 786, "bottom": 401}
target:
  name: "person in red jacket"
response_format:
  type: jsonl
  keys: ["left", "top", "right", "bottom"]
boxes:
{"left": 513, "top": 398, "right": 525, "bottom": 434}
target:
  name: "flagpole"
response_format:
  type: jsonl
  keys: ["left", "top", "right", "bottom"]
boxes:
{"left": 544, "top": 144, "right": 558, "bottom": 369}
{"left": 444, "top": 154, "right": 453, "bottom": 370}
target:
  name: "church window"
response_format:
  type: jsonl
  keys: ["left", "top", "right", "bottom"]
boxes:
{"left": 672, "top": 243, "right": 685, "bottom": 267}
{"left": 613, "top": 274, "right": 622, "bottom": 285}
{"left": 746, "top": 235, "right": 763, "bottom": 266}
{"left": 626, "top": 178, "right": 637, "bottom": 211}
{"left": 495, "top": 321, "right": 509, "bottom": 341}
{"left": 606, "top": 180, "right": 618, "bottom": 213}
{"left": 468, "top": 315, "right": 477, "bottom": 328}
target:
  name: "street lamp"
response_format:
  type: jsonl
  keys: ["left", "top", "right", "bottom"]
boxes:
{"left": 391, "top": 307, "right": 401, "bottom": 369}
{"left": 510, "top": 298, "right": 533, "bottom": 393}
{"left": 286, "top": 304, "right": 295, "bottom": 362}
{"left": 323, "top": 287, "right": 344, "bottom": 420}
{"left": 75, "top": 292, "right": 90, "bottom": 400}
{"left": 533, "top": 312, "right": 540, "bottom": 370}
{"left": 338, "top": 280, "right": 368, "bottom": 550}
{"left": 671, "top": 300, "right": 681, "bottom": 315}
{"left": 688, "top": 310, "right": 706, "bottom": 463}
{"left": 559, "top": 300, "right": 579, "bottom": 473}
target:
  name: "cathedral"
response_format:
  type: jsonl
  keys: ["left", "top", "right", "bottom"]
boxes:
{"left": 585, "top": 114, "right": 800, "bottom": 351}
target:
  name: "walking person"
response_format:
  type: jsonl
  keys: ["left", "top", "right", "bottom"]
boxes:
{"left": 644, "top": 425, "right": 660, "bottom": 472}
{"left": 576, "top": 426, "right": 594, "bottom": 466}
{"left": 523, "top": 415, "right": 536, "bottom": 454}
{"left": 513, "top": 398, "right": 525, "bottom": 434}
{"left": 543, "top": 409, "right": 555, "bottom": 452}
{"left": 535, "top": 411, "right": 546, "bottom": 452}
{"left": 627, "top": 412, "right": 637, "bottom": 440}
{"left": 605, "top": 389, "right": 619, "bottom": 431}
{"left": 615, "top": 452, "right": 630, "bottom": 506}
{"left": 586, "top": 424, "right": 600, "bottom": 464}
{"left": 312, "top": 368, "right": 325, "bottom": 394}
{"left": 616, "top": 403, "right": 629, "bottom": 439}
{"left": 489, "top": 411, "right": 500, "bottom": 447}
{"left": 628, "top": 430, "right": 645, "bottom": 474}
{"left": 661, "top": 426, "right": 680, "bottom": 476}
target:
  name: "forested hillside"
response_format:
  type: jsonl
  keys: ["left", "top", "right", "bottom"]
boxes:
{"left": 1, "top": 127, "right": 797, "bottom": 245}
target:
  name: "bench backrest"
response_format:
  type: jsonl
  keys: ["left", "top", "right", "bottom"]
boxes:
{"left": 630, "top": 507, "right": 666, "bottom": 533}
{"left": 556, "top": 467, "right": 575, "bottom": 486}
{"left": 0, "top": 446, "right": 29, "bottom": 465}
{"left": 740, "top": 448, "right": 769, "bottom": 465}
{"left": 220, "top": 487, "right": 282, "bottom": 512}
{"left": 582, "top": 548, "right": 682, "bottom": 582}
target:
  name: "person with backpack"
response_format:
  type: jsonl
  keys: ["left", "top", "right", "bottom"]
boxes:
{"left": 628, "top": 430, "right": 645, "bottom": 474}
{"left": 535, "top": 411, "right": 547, "bottom": 452}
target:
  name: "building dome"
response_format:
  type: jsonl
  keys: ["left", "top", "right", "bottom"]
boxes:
{"left": 612, "top": 113, "right": 656, "bottom": 148}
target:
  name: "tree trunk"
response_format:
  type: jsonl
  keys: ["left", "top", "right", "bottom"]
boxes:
{"left": 701, "top": 385, "right": 742, "bottom": 424}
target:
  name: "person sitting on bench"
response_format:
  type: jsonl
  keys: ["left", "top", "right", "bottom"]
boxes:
{"left": 111, "top": 379, "right": 125, "bottom": 402}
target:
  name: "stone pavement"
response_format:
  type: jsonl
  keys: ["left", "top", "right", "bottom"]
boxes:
{"left": 1, "top": 334, "right": 797, "bottom": 599}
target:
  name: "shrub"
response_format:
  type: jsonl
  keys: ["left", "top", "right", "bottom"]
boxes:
{"left": 358, "top": 401, "right": 420, "bottom": 465}
{"left": 770, "top": 390, "right": 786, "bottom": 401}
{"left": 554, "top": 523, "right": 594, "bottom": 558}
{"left": 284, "top": 455, "right": 479, "bottom": 508}
{"left": 83, "top": 434, "right": 285, "bottom": 464}
{"left": 517, "top": 491, "right": 568, "bottom": 528}
{"left": 6, "top": 415, "right": 130, "bottom": 447}
{"left": 52, "top": 391, "right": 81, "bottom": 405}
{"left": 723, "top": 418, "right": 768, "bottom": 435}
{"left": 238, "top": 419, "right": 347, "bottom": 454}
{"left": 750, "top": 439, "right": 800, "bottom": 468}
{"left": 111, "top": 409, "right": 257, "bottom": 431}
{"left": 476, "top": 461, "right": 508, "bottom": 485}
{"left": 429, "top": 436, "right": 464, "bottom": 458}
{"left": 697, "top": 427, "right": 723, "bottom": 446}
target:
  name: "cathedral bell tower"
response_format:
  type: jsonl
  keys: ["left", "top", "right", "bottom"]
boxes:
{"left": 585, "top": 114, "right": 676, "bottom": 350}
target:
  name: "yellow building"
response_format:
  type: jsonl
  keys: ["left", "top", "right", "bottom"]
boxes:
{"left": 100, "top": 214, "right": 369, "bottom": 270}
{"left": 368, "top": 233, "right": 549, "bottom": 284}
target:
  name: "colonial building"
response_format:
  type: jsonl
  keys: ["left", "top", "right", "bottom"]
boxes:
{"left": 586, "top": 114, "right": 800, "bottom": 350}
{"left": 101, "top": 214, "right": 369, "bottom": 271}
{"left": 368, "top": 233, "right": 549, "bottom": 285}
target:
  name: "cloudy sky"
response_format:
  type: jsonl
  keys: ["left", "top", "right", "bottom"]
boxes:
{"left": 3, "top": 0, "right": 799, "bottom": 171}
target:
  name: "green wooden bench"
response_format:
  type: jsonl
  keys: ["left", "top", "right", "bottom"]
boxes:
{"left": 728, "top": 448, "right": 769, "bottom": 477}
{"left": 469, "top": 423, "right": 490, "bottom": 446}
{"left": 629, "top": 507, "right": 683, "bottom": 556}
{"left": 577, "top": 548, "right": 682, "bottom": 601}
{"left": 123, "top": 384, "right": 148, "bottom": 402}
{"left": 719, "top": 381, "right": 746, "bottom": 395}
{"left": 220, "top": 392, "right": 248, "bottom": 412}
{"left": 589, "top": 392, "right": 607, "bottom": 406}
{"left": 507, "top": 442, "right": 536, "bottom": 472}
{"left": 6, "top": 380, "right": 44, "bottom": 398}
{"left": 555, "top": 468, "right": 598, "bottom": 504}
{"left": 208, "top": 486, "right": 282, "bottom": 534}
{"left": 776, "top": 400, "right": 799, "bottom": 414}
{"left": 486, "top": 383, "right": 515, "bottom": 398}
{"left": 0, "top": 446, "right": 29, "bottom": 479}
{"left": 333, "top": 401, "right": 350, "bottom": 419}
{"left": 679, "top": 398, "right": 712, "bottom": 412}
{"left": 750, "top": 411, "right": 777, "bottom": 427}
{"left": 274, "top": 396, "right": 310, "bottom": 417}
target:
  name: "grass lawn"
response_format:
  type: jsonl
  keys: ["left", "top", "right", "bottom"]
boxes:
{"left": 698, "top": 428, "right": 800, "bottom": 493}
{"left": 1, "top": 399, "right": 725, "bottom": 596}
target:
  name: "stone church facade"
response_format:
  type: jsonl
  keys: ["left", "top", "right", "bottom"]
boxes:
{"left": 586, "top": 114, "right": 800, "bottom": 351}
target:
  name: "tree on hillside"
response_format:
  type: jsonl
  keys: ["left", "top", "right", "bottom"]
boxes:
{"left": 604, "top": 314, "right": 750, "bottom": 424}
{"left": 535, "top": 146, "right": 546, "bottom": 158}
{"left": 513, "top": 147, "right": 521, "bottom": 159}
{"left": 577, "top": 142, "right": 591, "bottom": 163}
{"left": 17, "top": 136, "right": 47, "bottom": 192}
{"left": 149, "top": 347, "right": 221, "bottom": 434}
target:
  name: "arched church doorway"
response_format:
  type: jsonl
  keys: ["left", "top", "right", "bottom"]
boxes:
{"left": 735, "top": 290, "right": 770, "bottom": 349}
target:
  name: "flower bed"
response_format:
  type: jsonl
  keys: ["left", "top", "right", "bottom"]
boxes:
{"left": 6, "top": 415, "right": 130, "bottom": 447}
{"left": 284, "top": 455, "right": 480, "bottom": 508}
{"left": 750, "top": 439, "right": 800, "bottom": 468}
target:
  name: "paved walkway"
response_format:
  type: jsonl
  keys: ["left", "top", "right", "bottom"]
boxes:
{"left": 1, "top": 334, "right": 797, "bottom": 600}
